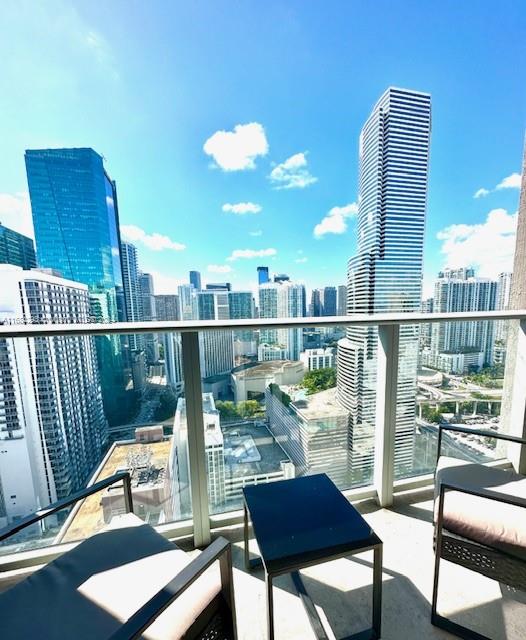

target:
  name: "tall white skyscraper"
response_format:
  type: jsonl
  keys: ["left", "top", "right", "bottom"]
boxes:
{"left": 258, "top": 281, "right": 305, "bottom": 361}
{"left": 337, "top": 87, "right": 431, "bottom": 483}
{"left": 0, "top": 266, "right": 108, "bottom": 523}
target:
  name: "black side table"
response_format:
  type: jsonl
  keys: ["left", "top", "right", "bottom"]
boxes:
{"left": 243, "top": 474, "right": 382, "bottom": 640}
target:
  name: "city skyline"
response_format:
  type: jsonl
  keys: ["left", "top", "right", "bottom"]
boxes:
{"left": 0, "top": 3, "right": 524, "bottom": 298}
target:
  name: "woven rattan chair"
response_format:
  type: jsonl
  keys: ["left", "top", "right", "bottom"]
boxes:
{"left": 432, "top": 423, "right": 526, "bottom": 640}
{"left": 0, "top": 471, "right": 237, "bottom": 640}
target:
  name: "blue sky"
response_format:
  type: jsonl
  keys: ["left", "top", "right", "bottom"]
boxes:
{"left": 0, "top": 1, "right": 524, "bottom": 298}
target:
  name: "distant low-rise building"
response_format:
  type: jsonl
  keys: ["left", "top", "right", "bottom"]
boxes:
{"left": 232, "top": 360, "right": 304, "bottom": 402}
{"left": 300, "top": 348, "right": 335, "bottom": 371}
{"left": 258, "top": 343, "right": 288, "bottom": 361}
{"left": 420, "top": 349, "right": 484, "bottom": 374}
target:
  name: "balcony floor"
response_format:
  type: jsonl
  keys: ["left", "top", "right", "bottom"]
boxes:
{"left": 217, "top": 488, "right": 526, "bottom": 640}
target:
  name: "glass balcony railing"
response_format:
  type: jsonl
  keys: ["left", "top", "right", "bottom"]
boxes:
{"left": 0, "top": 310, "right": 524, "bottom": 560}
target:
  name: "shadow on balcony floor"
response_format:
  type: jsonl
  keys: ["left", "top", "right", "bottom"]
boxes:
{"left": 214, "top": 488, "right": 526, "bottom": 640}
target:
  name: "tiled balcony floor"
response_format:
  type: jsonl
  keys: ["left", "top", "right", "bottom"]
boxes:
{"left": 218, "top": 488, "right": 526, "bottom": 640}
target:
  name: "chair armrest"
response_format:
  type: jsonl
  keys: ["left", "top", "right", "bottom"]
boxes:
{"left": 109, "top": 536, "right": 234, "bottom": 640}
{"left": 438, "top": 481, "right": 526, "bottom": 511}
{"left": 0, "top": 471, "right": 133, "bottom": 543}
{"left": 436, "top": 423, "right": 526, "bottom": 466}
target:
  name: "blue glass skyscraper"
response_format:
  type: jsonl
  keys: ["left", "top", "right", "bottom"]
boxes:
{"left": 25, "top": 148, "right": 131, "bottom": 425}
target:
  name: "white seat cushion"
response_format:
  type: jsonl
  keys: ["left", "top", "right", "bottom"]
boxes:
{"left": 0, "top": 516, "right": 221, "bottom": 640}
{"left": 435, "top": 456, "right": 526, "bottom": 560}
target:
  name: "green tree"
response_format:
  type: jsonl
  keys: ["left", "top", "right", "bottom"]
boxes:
{"left": 422, "top": 404, "right": 442, "bottom": 424}
{"left": 300, "top": 368, "right": 336, "bottom": 395}
{"left": 238, "top": 400, "right": 260, "bottom": 419}
{"left": 215, "top": 401, "right": 239, "bottom": 420}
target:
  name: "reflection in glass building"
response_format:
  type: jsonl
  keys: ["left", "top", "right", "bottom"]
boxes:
{"left": 24, "top": 148, "right": 133, "bottom": 425}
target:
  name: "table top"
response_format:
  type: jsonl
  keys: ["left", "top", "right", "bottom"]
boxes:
{"left": 243, "top": 474, "right": 381, "bottom": 575}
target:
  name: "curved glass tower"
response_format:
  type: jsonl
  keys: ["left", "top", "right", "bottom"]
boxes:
{"left": 337, "top": 87, "right": 432, "bottom": 484}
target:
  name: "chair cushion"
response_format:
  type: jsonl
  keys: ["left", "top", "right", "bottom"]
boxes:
{"left": 0, "top": 513, "right": 221, "bottom": 640}
{"left": 435, "top": 456, "right": 526, "bottom": 560}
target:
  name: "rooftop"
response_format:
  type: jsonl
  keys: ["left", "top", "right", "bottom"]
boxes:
{"left": 288, "top": 386, "right": 349, "bottom": 421}
{"left": 58, "top": 438, "right": 171, "bottom": 543}
{"left": 232, "top": 360, "right": 302, "bottom": 379}
{"left": 222, "top": 422, "right": 291, "bottom": 479}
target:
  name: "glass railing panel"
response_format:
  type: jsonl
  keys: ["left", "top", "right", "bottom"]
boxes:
{"left": 199, "top": 324, "right": 375, "bottom": 517}
{"left": 0, "top": 330, "right": 189, "bottom": 557}
{"left": 395, "top": 319, "right": 508, "bottom": 480}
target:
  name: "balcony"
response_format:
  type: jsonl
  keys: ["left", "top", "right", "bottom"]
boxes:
{"left": 1, "top": 311, "right": 526, "bottom": 638}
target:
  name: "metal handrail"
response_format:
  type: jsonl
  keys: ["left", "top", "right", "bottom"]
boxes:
{"left": 436, "top": 423, "right": 526, "bottom": 466}
{"left": 0, "top": 309, "right": 525, "bottom": 338}
{"left": 0, "top": 471, "right": 133, "bottom": 543}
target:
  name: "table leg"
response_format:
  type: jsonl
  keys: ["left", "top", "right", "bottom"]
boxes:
{"left": 243, "top": 502, "right": 250, "bottom": 572}
{"left": 266, "top": 572, "right": 274, "bottom": 640}
{"left": 372, "top": 545, "right": 383, "bottom": 638}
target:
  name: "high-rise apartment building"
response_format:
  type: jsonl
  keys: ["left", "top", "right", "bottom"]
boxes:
{"left": 424, "top": 268, "right": 497, "bottom": 373}
{"left": 0, "top": 223, "right": 36, "bottom": 270}
{"left": 197, "top": 291, "right": 234, "bottom": 378}
{"left": 259, "top": 281, "right": 305, "bottom": 361}
{"left": 177, "top": 284, "right": 198, "bottom": 321}
{"left": 24, "top": 148, "right": 130, "bottom": 425}
{"left": 310, "top": 289, "right": 323, "bottom": 317}
{"left": 189, "top": 270, "right": 202, "bottom": 291}
{"left": 229, "top": 291, "right": 256, "bottom": 355}
{"left": 139, "top": 272, "right": 159, "bottom": 364}
{"left": 337, "top": 285, "right": 347, "bottom": 316}
{"left": 0, "top": 266, "right": 108, "bottom": 522}
{"left": 257, "top": 266, "right": 269, "bottom": 285}
{"left": 322, "top": 286, "right": 337, "bottom": 316}
{"left": 155, "top": 295, "right": 180, "bottom": 321}
{"left": 337, "top": 87, "right": 431, "bottom": 483}
{"left": 120, "top": 241, "right": 143, "bottom": 351}
{"left": 419, "top": 297, "right": 434, "bottom": 350}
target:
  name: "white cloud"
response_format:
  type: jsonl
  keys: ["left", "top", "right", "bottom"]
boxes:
{"left": 437, "top": 208, "right": 517, "bottom": 278}
{"left": 203, "top": 122, "right": 268, "bottom": 171}
{"left": 222, "top": 202, "right": 262, "bottom": 215}
{"left": 473, "top": 172, "right": 522, "bottom": 198}
{"left": 268, "top": 152, "right": 317, "bottom": 190}
{"left": 148, "top": 270, "right": 186, "bottom": 295}
{"left": 121, "top": 225, "right": 186, "bottom": 252}
{"left": 249, "top": 230, "right": 263, "bottom": 237}
{"left": 0, "top": 191, "right": 34, "bottom": 238}
{"left": 496, "top": 172, "right": 522, "bottom": 190}
{"left": 226, "top": 248, "right": 277, "bottom": 261}
{"left": 207, "top": 264, "right": 233, "bottom": 273}
{"left": 295, "top": 257, "right": 308, "bottom": 263}
{"left": 313, "top": 202, "right": 358, "bottom": 238}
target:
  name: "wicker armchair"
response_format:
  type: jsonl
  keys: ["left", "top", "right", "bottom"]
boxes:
{"left": 432, "top": 423, "right": 526, "bottom": 640}
{"left": 0, "top": 472, "right": 237, "bottom": 640}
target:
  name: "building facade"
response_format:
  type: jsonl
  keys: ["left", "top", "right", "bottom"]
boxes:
{"left": 189, "top": 270, "right": 201, "bottom": 291}
{"left": 24, "top": 147, "right": 130, "bottom": 425}
{"left": 337, "top": 87, "right": 432, "bottom": 483}
{"left": 0, "top": 223, "right": 36, "bottom": 270}
{"left": 0, "top": 267, "right": 108, "bottom": 523}
{"left": 258, "top": 281, "right": 305, "bottom": 360}
{"left": 428, "top": 268, "right": 497, "bottom": 371}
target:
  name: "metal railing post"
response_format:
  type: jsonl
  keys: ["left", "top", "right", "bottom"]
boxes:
{"left": 503, "top": 318, "right": 526, "bottom": 473}
{"left": 374, "top": 323, "right": 399, "bottom": 507}
{"left": 123, "top": 473, "right": 134, "bottom": 514}
{"left": 181, "top": 331, "right": 211, "bottom": 547}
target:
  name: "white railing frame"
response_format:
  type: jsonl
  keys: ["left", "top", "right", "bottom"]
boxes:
{"left": 1, "top": 310, "right": 526, "bottom": 551}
